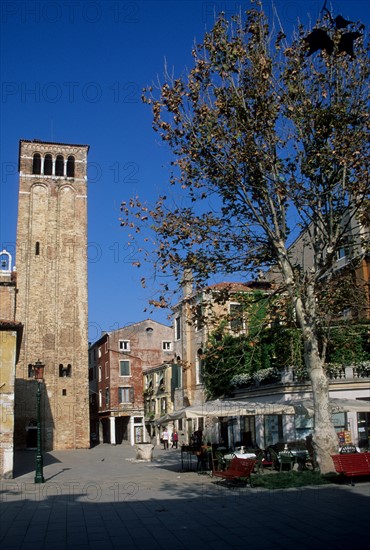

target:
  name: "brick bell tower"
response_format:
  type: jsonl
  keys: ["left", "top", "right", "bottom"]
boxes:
{"left": 15, "top": 139, "right": 90, "bottom": 450}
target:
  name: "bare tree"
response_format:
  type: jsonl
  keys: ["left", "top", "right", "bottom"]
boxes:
{"left": 121, "top": 3, "right": 369, "bottom": 473}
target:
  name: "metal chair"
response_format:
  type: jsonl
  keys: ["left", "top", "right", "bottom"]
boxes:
{"left": 279, "top": 451, "right": 295, "bottom": 471}
{"left": 307, "top": 450, "right": 317, "bottom": 471}
{"left": 214, "top": 451, "right": 227, "bottom": 472}
{"left": 255, "top": 451, "right": 265, "bottom": 474}
{"left": 269, "top": 447, "right": 280, "bottom": 470}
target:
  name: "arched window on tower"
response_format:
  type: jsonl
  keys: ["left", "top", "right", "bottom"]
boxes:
{"left": 55, "top": 155, "right": 64, "bottom": 176}
{"left": 66, "top": 156, "right": 75, "bottom": 177}
{"left": 44, "top": 154, "right": 52, "bottom": 175}
{"left": 59, "top": 364, "right": 72, "bottom": 377}
{"left": 32, "top": 153, "right": 41, "bottom": 174}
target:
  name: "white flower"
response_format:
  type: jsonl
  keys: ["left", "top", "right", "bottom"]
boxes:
{"left": 230, "top": 367, "right": 279, "bottom": 388}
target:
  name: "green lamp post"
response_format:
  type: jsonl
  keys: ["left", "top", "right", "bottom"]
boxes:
{"left": 33, "top": 359, "right": 45, "bottom": 484}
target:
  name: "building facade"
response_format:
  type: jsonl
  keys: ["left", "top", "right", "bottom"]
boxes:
{"left": 172, "top": 281, "right": 271, "bottom": 411}
{"left": 14, "top": 139, "right": 90, "bottom": 451}
{"left": 266, "top": 208, "right": 370, "bottom": 320}
{"left": 225, "top": 365, "right": 370, "bottom": 451}
{"left": 0, "top": 321, "right": 22, "bottom": 478}
{"left": 159, "top": 366, "right": 370, "bottom": 452}
{"left": 0, "top": 251, "right": 22, "bottom": 478}
{"left": 89, "top": 320, "right": 173, "bottom": 445}
{"left": 143, "top": 361, "right": 178, "bottom": 442}
{"left": 165, "top": 277, "right": 369, "bottom": 450}
{"left": 0, "top": 250, "right": 17, "bottom": 321}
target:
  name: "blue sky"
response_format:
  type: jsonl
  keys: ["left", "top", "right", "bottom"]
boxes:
{"left": 1, "top": 0, "right": 369, "bottom": 341}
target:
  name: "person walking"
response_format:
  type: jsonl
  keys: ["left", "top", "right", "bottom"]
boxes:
{"left": 192, "top": 428, "right": 203, "bottom": 449}
{"left": 162, "top": 427, "right": 169, "bottom": 450}
{"left": 171, "top": 430, "right": 179, "bottom": 449}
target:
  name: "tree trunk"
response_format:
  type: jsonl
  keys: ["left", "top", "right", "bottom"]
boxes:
{"left": 305, "top": 343, "right": 338, "bottom": 474}
{"left": 292, "top": 285, "right": 338, "bottom": 474}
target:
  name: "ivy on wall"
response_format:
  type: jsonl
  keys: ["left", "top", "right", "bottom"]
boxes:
{"left": 203, "top": 321, "right": 370, "bottom": 398}
{"left": 325, "top": 325, "right": 369, "bottom": 364}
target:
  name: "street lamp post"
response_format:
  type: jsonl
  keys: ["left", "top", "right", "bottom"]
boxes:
{"left": 33, "top": 359, "right": 45, "bottom": 484}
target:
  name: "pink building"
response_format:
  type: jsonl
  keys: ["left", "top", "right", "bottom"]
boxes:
{"left": 89, "top": 319, "right": 172, "bottom": 445}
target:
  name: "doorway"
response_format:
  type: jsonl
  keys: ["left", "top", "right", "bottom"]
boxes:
{"left": 357, "top": 411, "right": 370, "bottom": 450}
{"left": 26, "top": 420, "right": 37, "bottom": 448}
{"left": 115, "top": 417, "right": 129, "bottom": 444}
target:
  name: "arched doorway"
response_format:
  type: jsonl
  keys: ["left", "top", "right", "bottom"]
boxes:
{"left": 26, "top": 420, "right": 37, "bottom": 448}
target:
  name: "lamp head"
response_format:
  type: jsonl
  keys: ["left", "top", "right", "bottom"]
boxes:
{"left": 33, "top": 360, "right": 45, "bottom": 381}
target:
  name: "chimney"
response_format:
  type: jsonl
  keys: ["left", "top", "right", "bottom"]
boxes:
{"left": 182, "top": 269, "right": 193, "bottom": 298}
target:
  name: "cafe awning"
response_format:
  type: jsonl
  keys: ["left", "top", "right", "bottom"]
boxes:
{"left": 284, "top": 397, "right": 370, "bottom": 416}
{"left": 155, "top": 399, "right": 295, "bottom": 424}
{"left": 156, "top": 397, "right": 370, "bottom": 424}
{"left": 155, "top": 407, "right": 203, "bottom": 425}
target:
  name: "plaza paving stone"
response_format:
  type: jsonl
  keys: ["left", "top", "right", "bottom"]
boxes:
{"left": 1, "top": 444, "right": 369, "bottom": 549}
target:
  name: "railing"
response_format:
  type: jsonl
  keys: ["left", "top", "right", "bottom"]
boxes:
{"left": 282, "top": 364, "right": 370, "bottom": 383}
{"left": 325, "top": 367, "right": 346, "bottom": 380}
{"left": 326, "top": 365, "right": 370, "bottom": 380}
{"left": 353, "top": 365, "right": 370, "bottom": 379}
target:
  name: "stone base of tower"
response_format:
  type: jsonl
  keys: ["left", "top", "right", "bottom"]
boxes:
{"left": 14, "top": 380, "right": 90, "bottom": 451}
{"left": 14, "top": 416, "right": 90, "bottom": 451}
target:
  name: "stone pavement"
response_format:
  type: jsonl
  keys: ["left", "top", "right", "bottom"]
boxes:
{"left": 1, "top": 444, "right": 369, "bottom": 549}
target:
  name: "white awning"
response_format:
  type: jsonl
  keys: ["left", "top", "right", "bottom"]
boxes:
{"left": 156, "top": 397, "right": 370, "bottom": 424}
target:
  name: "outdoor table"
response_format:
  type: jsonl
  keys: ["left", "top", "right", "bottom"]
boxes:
{"left": 224, "top": 452, "right": 256, "bottom": 460}
{"left": 278, "top": 450, "right": 309, "bottom": 470}
{"left": 290, "top": 449, "right": 309, "bottom": 457}
{"left": 223, "top": 451, "right": 256, "bottom": 467}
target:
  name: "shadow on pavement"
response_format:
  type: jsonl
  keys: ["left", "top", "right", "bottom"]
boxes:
{"left": 1, "top": 478, "right": 370, "bottom": 549}
{"left": 13, "top": 450, "right": 62, "bottom": 478}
